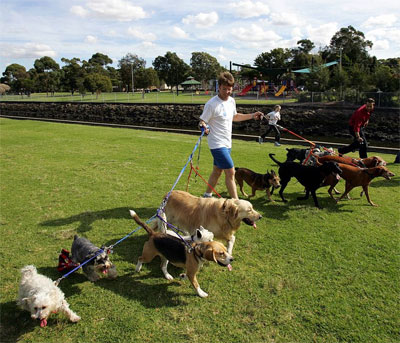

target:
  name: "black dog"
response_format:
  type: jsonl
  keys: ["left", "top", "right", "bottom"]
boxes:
{"left": 285, "top": 148, "right": 308, "bottom": 162}
{"left": 269, "top": 153, "right": 342, "bottom": 208}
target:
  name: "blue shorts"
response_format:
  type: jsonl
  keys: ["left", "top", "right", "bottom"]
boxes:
{"left": 210, "top": 147, "right": 234, "bottom": 169}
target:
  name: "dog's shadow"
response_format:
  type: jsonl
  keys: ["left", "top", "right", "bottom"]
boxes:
{"left": 248, "top": 191, "right": 353, "bottom": 218}
{"left": 40, "top": 206, "right": 157, "bottom": 233}
{"left": 0, "top": 300, "right": 39, "bottom": 342}
{"left": 94, "top": 270, "right": 191, "bottom": 308}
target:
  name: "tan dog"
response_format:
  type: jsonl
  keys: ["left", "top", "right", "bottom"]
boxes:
{"left": 235, "top": 167, "right": 280, "bottom": 201}
{"left": 130, "top": 210, "right": 233, "bottom": 298}
{"left": 333, "top": 165, "right": 395, "bottom": 206}
{"left": 156, "top": 190, "right": 262, "bottom": 254}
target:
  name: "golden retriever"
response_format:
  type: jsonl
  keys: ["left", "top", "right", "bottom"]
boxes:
{"left": 156, "top": 190, "right": 262, "bottom": 254}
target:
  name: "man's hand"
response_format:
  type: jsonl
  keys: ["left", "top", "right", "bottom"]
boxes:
{"left": 199, "top": 121, "right": 209, "bottom": 134}
{"left": 253, "top": 111, "right": 264, "bottom": 120}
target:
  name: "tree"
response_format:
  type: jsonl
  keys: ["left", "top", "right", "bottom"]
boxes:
{"left": 1, "top": 64, "right": 29, "bottom": 93}
{"left": 190, "top": 52, "right": 222, "bottom": 88}
{"left": 254, "top": 48, "right": 291, "bottom": 82}
{"left": 83, "top": 73, "right": 112, "bottom": 98}
{"left": 328, "top": 26, "right": 373, "bottom": 66}
{"left": 33, "top": 56, "right": 61, "bottom": 96}
{"left": 118, "top": 53, "right": 146, "bottom": 92}
{"left": 61, "top": 58, "right": 86, "bottom": 94}
{"left": 153, "top": 52, "right": 190, "bottom": 93}
{"left": 297, "top": 39, "right": 315, "bottom": 54}
{"left": 135, "top": 67, "right": 160, "bottom": 89}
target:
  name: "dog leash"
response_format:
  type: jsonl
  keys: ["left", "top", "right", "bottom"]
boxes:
{"left": 159, "top": 128, "right": 205, "bottom": 212}
{"left": 155, "top": 211, "right": 194, "bottom": 252}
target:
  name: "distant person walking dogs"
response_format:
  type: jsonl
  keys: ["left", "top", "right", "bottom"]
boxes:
{"left": 199, "top": 72, "right": 263, "bottom": 199}
{"left": 258, "top": 104, "right": 282, "bottom": 146}
{"left": 338, "top": 98, "right": 375, "bottom": 158}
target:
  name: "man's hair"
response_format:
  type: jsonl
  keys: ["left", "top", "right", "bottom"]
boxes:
{"left": 274, "top": 105, "right": 281, "bottom": 111}
{"left": 218, "top": 72, "right": 235, "bottom": 87}
{"left": 366, "top": 98, "right": 375, "bottom": 104}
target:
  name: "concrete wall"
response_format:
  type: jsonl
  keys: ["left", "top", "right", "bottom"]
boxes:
{"left": 1, "top": 102, "right": 398, "bottom": 144}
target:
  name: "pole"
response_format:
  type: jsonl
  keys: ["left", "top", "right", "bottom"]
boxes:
{"left": 131, "top": 64, "right": 134, "bottom": 94}
{"left": 339, "top": 48, "right": 343, "bottom": 101}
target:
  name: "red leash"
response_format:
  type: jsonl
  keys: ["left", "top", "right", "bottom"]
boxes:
{"left": 186, "top": 162, "right": 222, "bottom": 198}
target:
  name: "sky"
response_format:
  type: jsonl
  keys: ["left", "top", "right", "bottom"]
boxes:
{"left": 1, "top": 0, "right": 399, "bottom": 73}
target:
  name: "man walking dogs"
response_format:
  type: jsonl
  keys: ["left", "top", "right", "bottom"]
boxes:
{"left": 199, "top": 72, "right": 263, "bottom": 199}
{"left": 338, "top": 98, "right": 375, "bottom": 158}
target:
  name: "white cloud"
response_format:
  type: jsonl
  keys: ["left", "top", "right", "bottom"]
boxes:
{"left": 172, "top": 26, "right": 189, "bottom": 39}
{"left": 85, "top": 35, "right": 98, "bottom": 44}
{"left": 70, "top": 0, "right": 147, "bottom": 22}
{"left": 0, "top": 43, "right": 57, "bottom": 59}
{"left": 306, "top": 23, "right": 338, "bottom": 47}
{"left": 363, "top": 14, "right": 397, "bottom": 28}
{"left": 127, "top": 28, "right": 157, "bottom": 41}
{"left": 269, "top": 12, "right": 301, "bottom": 26}
{"left": 231, "top": 1, "right": 270, "bottom": 18}
{"left": 70, "top": 5, "right": 88, "bottom": 18}
{"left": 371, "top": 40, "right": 390, "bottom": 50}
{"left": 231, "top": 24, "right": 281, "bottom": 42}
{"left": 182, "top": 11, "right": 219, "bottom": 28}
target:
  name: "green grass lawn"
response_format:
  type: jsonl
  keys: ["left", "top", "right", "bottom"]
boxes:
{"left": 1, "top": 118, "right": 399, "bottom": 343}
{"left": 0, "top": 91, "right": 295, "bottom": 105}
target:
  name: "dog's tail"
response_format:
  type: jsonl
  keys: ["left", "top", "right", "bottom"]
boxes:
{"left": 20, "top": 265, "right": 37, "bottom": 279}
{"left": 129, "top": 210, "right": 154, "bottom": 236}
{"left": 269, "top": 153, "right": 282, "bottom": 166}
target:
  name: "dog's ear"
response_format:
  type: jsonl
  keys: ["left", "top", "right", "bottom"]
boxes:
{"left": 203, "top": 247, "right": 217, "bottom": 263}
{"left": 227, "top": 201, "right": 239, "bottom": 219}
{"left": 271, "top": 170, "right": 276, "bottom": 175}
{"left": 21, "top": 297, "right": 32, "bottom": 306}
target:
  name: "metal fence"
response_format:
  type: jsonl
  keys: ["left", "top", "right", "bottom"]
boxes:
{"left": 1, "top": 90, "right": 399, "bottom": 108}
{"left": 293, "top": 90, "right": 400, "bottom": 108}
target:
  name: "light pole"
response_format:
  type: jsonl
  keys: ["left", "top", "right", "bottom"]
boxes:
{"left": 131, "top": 63, "right": 134, "bottom": 94}
{"left": 339, "top": 47, "right": 343, "bottom": 101}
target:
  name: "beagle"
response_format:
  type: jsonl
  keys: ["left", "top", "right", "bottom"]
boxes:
{"left": 130, "top": 210, "right": 233, "bottom": 298}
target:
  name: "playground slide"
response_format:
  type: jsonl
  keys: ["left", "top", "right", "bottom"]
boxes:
{"left": 238, "top": 84, "right": 253, "bottom": 96}
{"left": 274, "top": 85, "right": 286, "bottom": 97}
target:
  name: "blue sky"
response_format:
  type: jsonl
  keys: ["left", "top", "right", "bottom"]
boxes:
{"left": 1, "top": 0, "right": 399, "bottom": 73}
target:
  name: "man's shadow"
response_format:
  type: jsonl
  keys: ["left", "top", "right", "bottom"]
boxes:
{"left": 40, "top": 206, "right": 158, "bottom": 234}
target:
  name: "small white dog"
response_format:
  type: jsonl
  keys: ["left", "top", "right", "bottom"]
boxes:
{"left": 17, "top": 265, "right": 80, "bottom": 327}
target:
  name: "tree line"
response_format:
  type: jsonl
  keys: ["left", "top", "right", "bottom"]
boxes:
{"left": 1, "top": 26, "right": 399, "bottom": 97}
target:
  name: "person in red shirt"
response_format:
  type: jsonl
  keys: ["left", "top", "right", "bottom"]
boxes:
{"left": 338, "top": 98, "right": 375, "bottom": 158}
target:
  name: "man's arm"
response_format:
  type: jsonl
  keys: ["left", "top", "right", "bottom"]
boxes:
{"left": 233, "top": 111, "right": 263, "bottom": 122}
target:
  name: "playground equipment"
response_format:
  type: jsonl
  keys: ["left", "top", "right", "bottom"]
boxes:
{"left": 274, "top": 85, "right": 286, "bottom": 97}
{"left": 238, "top": 84, "right": 253, "bottom": 96}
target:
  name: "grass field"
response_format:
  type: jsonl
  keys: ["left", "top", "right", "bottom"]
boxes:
{"left": 1, "top": 118, "right": 399, "bottom": 343}
{"left": 0, "top": 91, "right": 295, "bottom": 105}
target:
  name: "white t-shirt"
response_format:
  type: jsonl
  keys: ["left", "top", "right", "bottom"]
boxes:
{"left": 266, "top": 110, "right": 281, "bottom": 125}
{"left": 200, "top": 95, "right": 237, "bottom": 149}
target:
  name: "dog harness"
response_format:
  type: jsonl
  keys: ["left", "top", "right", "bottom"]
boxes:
{"left": 57, "top": 249, "right": 79, "bottom": 273}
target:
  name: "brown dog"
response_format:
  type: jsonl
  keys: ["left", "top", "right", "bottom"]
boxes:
{"left": 331, "top": 164, "right": 395, "bottom": 206}
{"left": 155, "top": 190, "right": 262, "bottom": 254}
{"left": 235, "top": 167, "right": 280, "bottom": 201}
{"left": 318, "top": 155, "right": 387, "bottom": 168}
{"left": 130, "top": 210, "right": 233, "bottom": 298}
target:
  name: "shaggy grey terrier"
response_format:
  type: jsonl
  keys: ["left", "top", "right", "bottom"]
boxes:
{"left": 71, "top": 235, "right": 117, "bottom": 282}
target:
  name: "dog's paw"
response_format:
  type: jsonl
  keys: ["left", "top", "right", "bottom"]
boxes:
{"left": 71, "top": 314, "right": 81, "bottom": 322}
{"left": 88, "top": 274, "right": 100, "bottom": 282}
{"left": 164, "top": 273, "right": 174, "bottom": 280}
{"left": 196, "top": 288, "right": 208, "bottom": 298}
